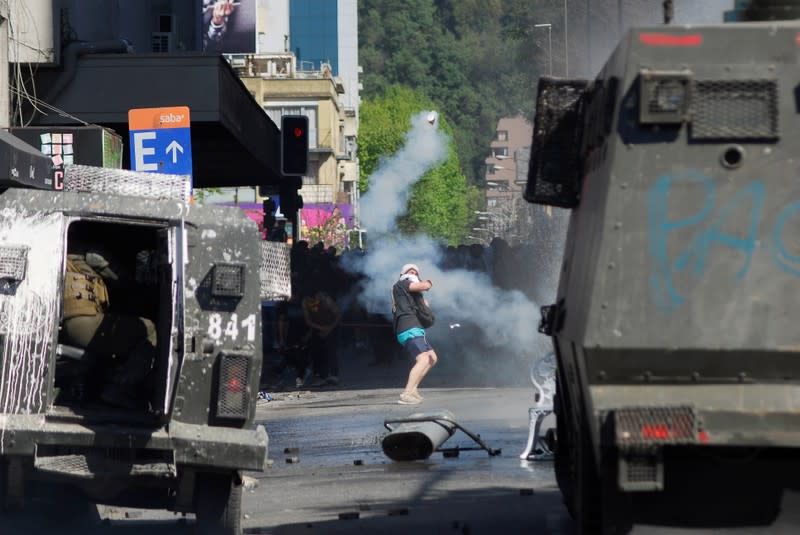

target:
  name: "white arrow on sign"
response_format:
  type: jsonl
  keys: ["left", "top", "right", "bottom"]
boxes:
{"left": 166, "top": 140, "right": 184, "bottom": 163}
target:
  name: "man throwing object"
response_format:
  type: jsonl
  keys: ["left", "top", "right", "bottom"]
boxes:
{"left": 392, "top": 263, "right": 437, "bottom": 405}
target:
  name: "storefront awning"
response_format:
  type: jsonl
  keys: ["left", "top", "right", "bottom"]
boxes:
{"left": 27, "top": 54, "right": 281, "bottom": 189}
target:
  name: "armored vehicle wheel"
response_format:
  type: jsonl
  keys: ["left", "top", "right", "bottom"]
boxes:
{"left": 553, "top": 374, "right": 574, "bottom": 515}
{"left": 195, "top": 472, "right": 243, "bottom": 535}
{"left": 0, "top": 458, "right": 7, "bottom": 512}
{"left": 574, "top": 420, "right": 602, "bottom": 533}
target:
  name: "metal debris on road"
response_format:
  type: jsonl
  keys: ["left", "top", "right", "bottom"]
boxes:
{"left": 338, "top": 511, "right": 360, "bottom": 520}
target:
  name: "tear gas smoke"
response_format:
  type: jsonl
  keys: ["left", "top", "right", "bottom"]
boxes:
{"left": 343, "top": 112, "right": 553, "bottom": 386}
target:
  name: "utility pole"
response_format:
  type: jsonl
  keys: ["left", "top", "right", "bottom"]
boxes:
{"left": 563, "top": 0, "right": 569, "bottom": 76}
{"left": 534, "top": 24, "right": 553, "bottom": 76}
{"left": 0, "top": 3, "right": 9, "bottom": 129}
{"left": 585, "top": 0, "right": 591, "bottom": 76}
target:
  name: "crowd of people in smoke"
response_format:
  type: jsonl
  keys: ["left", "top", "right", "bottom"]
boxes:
{"left": 262, "top": 235, "right": 559, "bottom": 390}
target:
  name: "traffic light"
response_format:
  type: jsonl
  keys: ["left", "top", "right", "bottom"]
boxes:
{"left": 262, "top": 199, "right": 276, "bottom": 239}
{"left": 279, "top": 177, "right": 303, "bottom": 216}
{"left": 280, "top": 191, "right": 304, "bottom": 216}
{"left": 281, "top": 115, "right": 309, "bottom": 176}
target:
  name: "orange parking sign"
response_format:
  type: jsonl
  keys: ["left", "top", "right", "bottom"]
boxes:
{"left": 128, "top": 106, "right": 191, "bottom": 130}
{"left": 128, "top": 106, "right": 193, "bottom": 178}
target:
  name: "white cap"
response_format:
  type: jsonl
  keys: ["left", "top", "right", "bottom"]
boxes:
{"left": 400, "top": 263, "right": 419, "bottom": 276}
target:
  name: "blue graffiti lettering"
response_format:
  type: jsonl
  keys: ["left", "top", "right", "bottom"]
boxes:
{"left": 648, "top": 171, "right": 781, "bottom": 311}
{"left": 772, "top": 201, "right": 800, "bottom": 276}
{"left": 673, "top": 180, "right": 764, "bottom": 279}
{"left": 647, "top": 170, "right": 714, "bottom": 309}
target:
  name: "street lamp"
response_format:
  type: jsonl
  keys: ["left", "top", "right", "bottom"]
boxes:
{"left": 534, "top": 23, "right": 553, "bottom": 76}
{"left": 563, "top": 0, "right": 569, "bottom": 76}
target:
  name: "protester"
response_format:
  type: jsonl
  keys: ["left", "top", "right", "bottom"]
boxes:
{"left": 391, "top": 263, "right": 437, "bottom": 405}
{"left": 301, "top": 290, "right": 341, "bottom": 386}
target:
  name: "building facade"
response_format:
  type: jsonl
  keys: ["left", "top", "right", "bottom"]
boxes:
{"left": 238, "top": 0, "right": 361, "bottom": 236}
{"left": 239, "top": 62, "right": 354, "bottom": 207}
{"left": 480, "top": 116, "right": 532, "bottom": 245}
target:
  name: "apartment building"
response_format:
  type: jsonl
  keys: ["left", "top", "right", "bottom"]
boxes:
{"left": 232, "top": 0, "right": 361, "bottom": 237}
{"left": 480, "top": 116, "right": 533, "bottom": 245}
{"left": 237, "top": 55, "right": 355, "bottom": 206}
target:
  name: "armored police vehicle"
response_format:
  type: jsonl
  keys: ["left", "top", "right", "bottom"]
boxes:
{"left": 527, "top": 1, "right": 800, "bottom": 531}
{"left": 0, "top": 132, "right": 284, "bottom": 534}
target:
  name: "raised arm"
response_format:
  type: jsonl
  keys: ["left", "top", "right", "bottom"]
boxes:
{"left": 408, "top": 279, "right": 432, "bottom": 292}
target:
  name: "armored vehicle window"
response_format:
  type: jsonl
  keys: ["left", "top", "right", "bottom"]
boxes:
{"left": 55, "top": 219, "right": 173, "bottom": 419}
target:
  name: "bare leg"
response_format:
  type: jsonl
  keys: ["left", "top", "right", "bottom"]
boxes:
{"left": 404, "top": 350, "right": 438, "bottom": 395}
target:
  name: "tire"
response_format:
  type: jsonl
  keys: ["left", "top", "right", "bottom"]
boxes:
{"left": 0, "top": 458, "right": 7, "bottom": 512}
{"left": 195, "top": 472, "right": 243, "bottom": 535}
{"left": 556, "top": 371, "right": 627, "bottom": 533}
{"left": 574, "top": 422, "right": 602, "bottom": 533}
{"left": 554, "top": 370, "right": 602, "bottom": 531}
{"left": 553, "top": 372, "right": 574, "bottom": 515}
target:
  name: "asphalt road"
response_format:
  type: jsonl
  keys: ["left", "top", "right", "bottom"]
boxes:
{"left": 8, "top": 351, "right": 800, "bottom": 534}
{"left": 242, "top": 385, "right": 569, "bottom": 535}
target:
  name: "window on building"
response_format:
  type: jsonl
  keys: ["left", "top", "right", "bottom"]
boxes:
{"left": 493, "top": 147, "right": 509, "bottom": 158}
{"left": 496, "top": 130, "right": 508, "bottom": 141}
{"left": 158, "top": 14, "right": 173, "bottom": 33}
{"left": 264, "top": 106, "right": 318, "bottom": 149}
{"left": 151, "top": 14, "right": 173, "bottom": 53}
{"left": 345, "top": 136, "right": 356, "bottom": 159}
{"left": 492, "top": 180, "right": 509, "bottom": 190}
{"left": 487, "top": 198, "right": 498, "bottom": 208}
{"left": 487, "top": 164, "right": 496, "bottom": 175}
{"left": 301, "top": 160, "right": 321, "bottom": 185}
{"left": 151, "top": 34, "right": 170, "bottom": 52}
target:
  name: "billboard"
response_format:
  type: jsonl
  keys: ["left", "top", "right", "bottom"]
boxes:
{"left": 201, "top": 0, "right": 256, "bottom": 54}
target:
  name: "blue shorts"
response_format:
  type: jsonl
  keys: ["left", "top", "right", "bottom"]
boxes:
{"left": 402, "top": 334, "right": 433, "bottom": 358}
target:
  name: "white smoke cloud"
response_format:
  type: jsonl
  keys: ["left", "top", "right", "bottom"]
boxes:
{"left": 344, "top": 111, "right": 552, "bottom": 386}
{"left": 359, "top": 112, "right": 449, "bottom": 234}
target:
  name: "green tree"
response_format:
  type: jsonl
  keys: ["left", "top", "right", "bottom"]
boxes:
{"left": 192, "top": 187, "right": 223, "bottom": 204}
{"left": 358, "top": 85, "right": 480, "bottom": 244}
{"left": 359, "top": 0, "right": 541, "bottom": 184}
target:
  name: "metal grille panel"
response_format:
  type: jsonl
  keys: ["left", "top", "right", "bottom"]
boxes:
{"left": 63, "top": 164, "right": 191, "bottom": 203}
{"left": 212, "top": 263, "right": 245, "bottom": 297}
{"left": 0, "top": 245, "right": 28, "bottom": 281}
{"left": 690, "top": 80, "right": 778, "bottom": 139}
{"left": 525, "top": 76, "right": 588, "bottom": 208}
{"left": 615, "top": 406, "right": 697, "bottom": 447}
{"left": 619, "top": 451, "right": 664, "bottom": 492}
{"left": 217, "top": 353, "right": 250, "bottom": 419}
{"left": 259, "top": 241, "right": 291, "bottom": 300}
{"left": 34, "top": 447, "right": 176, "bottom": 479}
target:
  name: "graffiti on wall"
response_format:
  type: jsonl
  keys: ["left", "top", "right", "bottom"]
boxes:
{"left": 648, "top": 170, "right": 800, "bottom": 311}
